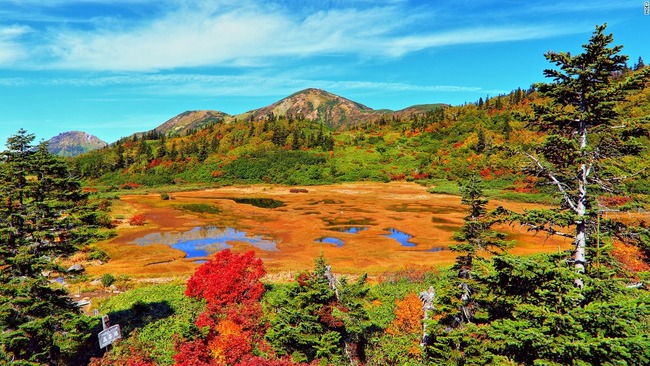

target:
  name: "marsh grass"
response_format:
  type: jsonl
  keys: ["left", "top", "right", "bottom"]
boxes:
{"left": 175, "top": 203, "right": 221, "bottom": 214}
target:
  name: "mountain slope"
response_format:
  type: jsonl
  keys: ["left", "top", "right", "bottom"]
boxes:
{"left": 154, "top": 110, "right": 229, "bottom": 136}
{"left": 46, "top": 131, "right": 107, "bottom": 157}
{"left": 235, "top": 88, "right": 447, "bottom": 130}
{"left": 235, "top": 88, "right": 383, "bottom": 130}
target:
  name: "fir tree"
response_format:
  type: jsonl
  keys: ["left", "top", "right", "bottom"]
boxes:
{"left": 633, "top": 56, "right": 645, "bottom": 71}
{"left": 518, "top": 24, "right": 649, "bottom": 287}
{"left": 156, "top": 135, "right": 167, "bottom": 159}
{"left": 0, "top": 130, "right": 99, "bottom": 364}
{"left": 441, "top": 176, "right": 508, "bottom": 327}
{"left": 266, "top": 256, "right": 370, "bottom": 364}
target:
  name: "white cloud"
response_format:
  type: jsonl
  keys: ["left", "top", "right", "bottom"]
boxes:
{"left": 0, "top": 72, "right": 501, "bottom": 97}
{"left": 0, "top": 0, "right": 580, "bottom": 72}
{"left": 1, "top": 0, "right": 629, "bottom": 72}
{"left": 0, "top": 25, "right": 31, "bottom": 63}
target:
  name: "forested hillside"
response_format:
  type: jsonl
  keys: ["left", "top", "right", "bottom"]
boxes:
{"left": 72, "top": 65, "right": 650, "bottom": 201}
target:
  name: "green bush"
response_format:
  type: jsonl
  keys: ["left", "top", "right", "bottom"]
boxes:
{"left": 101, "top": 273, "right": 116, "bottom": 287}
{"left": 88, "top": 247, "right": 110, "bottom": 262}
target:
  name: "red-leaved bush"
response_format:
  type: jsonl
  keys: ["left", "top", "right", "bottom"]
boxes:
{"left": 175, "top": 250, "right": 291, "bottom": 366}
{"left": 129, "top": 214, "right": 146, "bottom": 226}
{"left": 185, "top": 250, "right": 265, "bottom": 309}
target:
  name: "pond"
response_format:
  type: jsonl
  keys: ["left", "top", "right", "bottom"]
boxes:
{"left": 383, "top": 228, "right": 417, "bottom": 247}
{"left": 328, "top": 226, "right": 368, "bottom": 233}
{"left": 315, "top": 237, "right": 345, "bottom": 247}
{"left": 133, "top": 226, "right": 278, "bottom": 258}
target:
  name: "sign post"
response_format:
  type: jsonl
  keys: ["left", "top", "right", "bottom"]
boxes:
{"left": 98, "top": 324, "right": 122, "bottom": 349}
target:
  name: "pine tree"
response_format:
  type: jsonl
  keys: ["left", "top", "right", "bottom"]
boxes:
{"left": 519, "top": 24, "right": 649, "bottom": 287}
{"left": 266, "top": 256, "right": 370, "bottom": 364}
{"left": 0, "top": 130, "right": 99, "bottom": 364}
{"left": 156, "top": 134, "right": 167, "bottom": 159}
{"left": 474, "top": 129, "right": 486, "bottom": 154}
{"left": 169, "top": 141, "right": 178, "bottom": 161}
{"left": 633, "top": 56, "right": 645, "bottom": 70}
{"left": 447, "top": 176, "right": 508, "bottom": 325}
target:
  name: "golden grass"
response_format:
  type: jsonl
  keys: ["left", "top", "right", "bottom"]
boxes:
{"left": 87, "top": 182, "right": 571, "bottom": 279}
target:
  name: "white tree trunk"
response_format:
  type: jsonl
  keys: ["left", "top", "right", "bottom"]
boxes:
{"left": 574, "top": 120, "right": 589, "bottom": 289}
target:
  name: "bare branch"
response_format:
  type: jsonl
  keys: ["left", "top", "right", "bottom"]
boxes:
{"left": 522, "top": 151, "right": 579, "bottom": 213}
{"left": 522, "top": 223, "right": 575, "bottom": 239}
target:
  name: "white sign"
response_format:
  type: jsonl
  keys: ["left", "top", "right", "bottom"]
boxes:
{"left": 98, "top": 324, "right": 121, "bottom": 349}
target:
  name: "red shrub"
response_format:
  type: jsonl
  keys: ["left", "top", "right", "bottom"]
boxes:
{"left": 601, "top": 196, "right": 632, "bottom": 207}
{"left": 129, "top": 214, "right": 146, "bottom": 226}
{"left": 174, "top": 339, "right": 213, "bottom": 366}
{"left": 411, "top": 171, "right": 430, "bottom": 180}
{"left": 185, "top": 250, "right": 265, "bottom": 309}
{"left": 479, "top": 167, "right": 492, "bottom": 178}
{"left": 120, "top": 182, "right": 141, "bottom": 190}
{"left": 147, "top": 158, "right": 162, "bottom": 169}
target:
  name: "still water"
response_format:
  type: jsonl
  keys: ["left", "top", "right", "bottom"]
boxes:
{"left": 133, "top": 226, "right": 278, "bottom": 258}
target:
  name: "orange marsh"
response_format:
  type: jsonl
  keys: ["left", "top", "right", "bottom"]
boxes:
{"left": 88, "top": 182, "right": 571, "bottom": 279}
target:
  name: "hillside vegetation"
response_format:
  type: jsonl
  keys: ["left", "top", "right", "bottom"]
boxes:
{"left": 72, "top": 66, "right": 650, "bottom": 205}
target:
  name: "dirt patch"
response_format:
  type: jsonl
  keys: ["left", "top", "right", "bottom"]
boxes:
{"left": 88, "top": 182, "right": 570, "bottom": 278}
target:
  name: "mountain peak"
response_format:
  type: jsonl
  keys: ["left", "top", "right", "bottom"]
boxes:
{"left": 46, "top": 131, "right": 107, "bottom": 157}
{"left": 238, "top": 88, "right": 377, "bottom": 129}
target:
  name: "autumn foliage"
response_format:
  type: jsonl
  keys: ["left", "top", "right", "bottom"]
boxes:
{"left": 184, "top": 249, "right": 265, "bottom": 310}
{"left": 386, "top": 292, "right": 423, "bottom": 336}
{"left": 129, "top": 214, "right": 146, "bottom": 226}
{"left": 174, "top": 250, "right": 295, "bottom": 366}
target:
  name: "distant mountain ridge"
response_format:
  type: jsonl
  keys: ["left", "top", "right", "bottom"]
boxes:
{"left": 46, "top": 131, "right": 107, "bottom": 157}
{"left": 234, "top": 88, "right": 447, "bottom": 130}
{"left": 118, "top": 88, "right": 447, "bottom": 143}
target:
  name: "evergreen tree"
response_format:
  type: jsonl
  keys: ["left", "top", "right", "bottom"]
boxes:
{"left": 136, "top": 137, "right": 152, "bottom": 161}
{"left": 502, "top": 119, "right": 512, "bottom": 141}
{"left": 169, "top": 141, "right": 178, "bottom": 161}
{"left": 197, "top": 141, "right": 209, "bottom": 162}
{"left": 633, "top": 56, "right": 645, "bottom": 70}
{"left": 266, "top": 256, "right": 370, "bottom": 365}
{"left": 519, "top": 24, "right": 649, "bottom": 287}
{"left": 474, "top": 129, "right": 486, "bottom": 154}
{"left": 0, "top": 130, "right": 99, "bottom": 365}
{"left": 156, "top": 135, "right": 167, "bottom": 159}
{"left": 115, "top": 143, "right": 126, "bottom": 169}
{"left": 210, "top": 135, "right": 220, "bottom": 152}
{"left": 430, "top": 177, "right": 508, "bottom": 339}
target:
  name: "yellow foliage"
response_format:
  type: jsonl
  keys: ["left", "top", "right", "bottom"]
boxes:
{"left": 386, "top": 292, "right": 422, "bottom": 336}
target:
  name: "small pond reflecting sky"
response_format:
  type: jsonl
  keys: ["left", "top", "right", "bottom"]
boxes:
{"left": 383, "top": 228, "right": 417, "bottom": 247}
{"left": 133, "top": 226, "right": 278, "bottom": 257}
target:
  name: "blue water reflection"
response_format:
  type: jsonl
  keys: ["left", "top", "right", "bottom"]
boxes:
{"left": 328, "top": 226, "right": 368, "bottom": 234}
{"left": 384, "top": 228, "right": 417, "bottom": 247}
{"left": 133, "top": 226, "right": 278, "bottom": 258}
{"left": 315, "top": 237, "right": 345, "bottom": 247}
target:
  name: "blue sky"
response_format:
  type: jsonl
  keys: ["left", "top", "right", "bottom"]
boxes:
{"left": 0, "top": 0, "right": 647, "bottom": 144}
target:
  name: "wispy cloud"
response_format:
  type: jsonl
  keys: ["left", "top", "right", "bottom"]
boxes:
{"left": 0, "top": 25, "right": 32, "bottom": 64}
{"left": 0, "top": 0, "right": 597, "bottom": 72}
{"left": 0, "top": 72, "right": 500, "bottom": 96}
